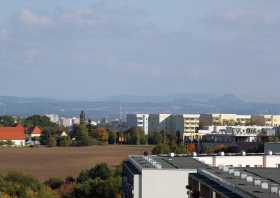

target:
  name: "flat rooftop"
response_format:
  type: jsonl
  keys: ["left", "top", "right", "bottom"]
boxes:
{"left": 129, "top": 155, "right": 208, "bottom": 170}
{"left": 192, "top": 167, "right": 280, "bottom": 198}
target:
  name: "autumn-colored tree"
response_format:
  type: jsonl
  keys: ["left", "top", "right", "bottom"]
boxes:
{"left": 95, "top": 128, "right": 109, "bottom": 143}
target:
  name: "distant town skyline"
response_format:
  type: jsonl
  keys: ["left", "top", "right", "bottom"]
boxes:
{"left": 0, "top": 0, "right": 280, "bottom": 102}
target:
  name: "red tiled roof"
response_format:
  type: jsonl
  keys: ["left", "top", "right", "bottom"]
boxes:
{"left": 0, "top": 126, "right": 25, "bottom": 140}
{"left": 31, "top": 126, "right": 42, "bottom": 135}
{"left": 16, "top": 124, "right": 25, "bottom": 130}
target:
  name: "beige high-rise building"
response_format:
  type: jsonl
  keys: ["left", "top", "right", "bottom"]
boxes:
{"left": 174, "top": 114, "right": 200, "bottom": 140}
{"left": 200, "top": 114, "right": 252, "bottom": 127}
{"left": 252, "top": 115, "right": 280, "bottom": 126}
{"left": 235, "top": 115, "right": 251, "bottom": 125}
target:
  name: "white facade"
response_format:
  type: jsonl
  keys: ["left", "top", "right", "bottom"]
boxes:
{"left": 202, "top": 125, "right": 274, "bottom": 142}
{"left": 45, "top": 114, "right": 59, "bottom": 123}
{"left": 59, "top": 117, "right": 73, "bottom": 127}
{"left": 127, "top": 114, "right": 149, "bottom": 135}
{"left": 174, "top": 114, "right": 200, "bottom": 139}
{"left": 0, "top": 140, "right": 25, "bottom": 146}
{"left": 140, "top": 169, "right": 193, "bottom": 198}
{"left": 72, "top": 117, "right": 80, "bottom": 125}
{"left": 124, "top": 153, "right": 280, "bottom": 198}
{"left": 195, "top": 154, "right": 280, "bottom": 168}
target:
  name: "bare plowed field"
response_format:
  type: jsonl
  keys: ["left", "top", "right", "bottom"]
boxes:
{"left": 0, "top": 145, "right": 152, "bottom": 181}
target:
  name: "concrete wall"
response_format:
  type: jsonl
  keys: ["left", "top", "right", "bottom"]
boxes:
{"left": 141, "top": 169, "right": 196, "bottom": 198}
{"left": 196, "top": 155, "right": 280, "bottom": 168}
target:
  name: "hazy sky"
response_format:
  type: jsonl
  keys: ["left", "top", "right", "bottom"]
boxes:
{"left": 0, "top": 0, "right": 279, "bottom": 102}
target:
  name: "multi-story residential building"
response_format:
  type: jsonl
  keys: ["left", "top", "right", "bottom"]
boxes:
{"left": 72, "top": 117, "right": 80, "bottom": 125}
{"left": 148, "top": 113, "right": 171, "bottom": 134}
{"left": 200, "top": 113, "right": 236, "bottom": 127}
{"left": 123, "top": 152, "right": 280, "bottom": 198}
{"left": 213, "top": 114, "right": 236, "bottom": 125}
{"left": 123, "top": 155, "right": 207, "bottom": 198}
{"left": 127, "top": 114, "right": 149, "bottom": 135}
{"left": 201, "top": 126, "right": 274, "bottom": 143}
{"left": 200, "top": 114, "right": 252, "bottom": 127}
{"left": 59, "top": 117, "right": 73, "bottom": 127}
{"left": 236, "top": 114, "right": 251, "bottom": 125}
{"left": 45, "top": 114, "right": 59, "bottom": 123}
{"left": 174, "top": 114, "right": 200, "bottom": 140}
{"left": 252, "top": 115, "right": 280, "bottom": 127}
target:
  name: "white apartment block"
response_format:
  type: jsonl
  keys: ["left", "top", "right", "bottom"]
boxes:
{"left": 174, "top": 114, "right": 200, "bottom": 140}
{"left": 252, "top": 115, "right": 280, "bottom": 127}
{"left": 127, "top": 114, "right": 149, "bottom": 135}
{"left": 45, "top": 114, "right": 59, "bottom": 123}
{"left": 200, "top": 125, "right": 274, "bottom": 143}
{"left": 59, "top": 117, "right": 73, "bottom": 127}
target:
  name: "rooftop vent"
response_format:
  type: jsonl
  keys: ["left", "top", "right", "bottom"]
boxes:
{"left": 261, "top": 181, "right": 269, "bottom": 190}
{"left": 241, "top": 173, "right": 247, "bottom": 179}
{"left": 246, "top": 176, "right": 254, "bottom": 183}
{"left": 234, "top": 171, "right": 241, "bottom": 177}
{"left": 169, "top": 153, "right": 175, "bottom": 157}
{"left": 271, "top": 184, "right": 279, "bottom": 194}
{"left": 254, "top": 178, "right": 262, "bottom": 186}
{"left": 223, "top": 166, "right": 229, "bottom": 172}
{"left": 228, "top": 169, "right": 235, "bottom": 175}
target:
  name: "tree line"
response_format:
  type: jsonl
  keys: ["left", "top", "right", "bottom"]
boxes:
{"left": 0, "top": 163, "right": 122, "bottom": 198}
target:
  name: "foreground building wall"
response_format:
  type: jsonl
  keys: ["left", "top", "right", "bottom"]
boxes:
{"left": 141, "top": 169, "right": 192, "bottom": 198}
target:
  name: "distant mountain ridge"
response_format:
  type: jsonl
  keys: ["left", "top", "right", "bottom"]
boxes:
{"left": 0, "top": 95, "right": 280, "bottom": 119}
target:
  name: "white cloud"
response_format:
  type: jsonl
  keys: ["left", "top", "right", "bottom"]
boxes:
{"left": 18, "top": 9, "right": 53, "bottom": 27}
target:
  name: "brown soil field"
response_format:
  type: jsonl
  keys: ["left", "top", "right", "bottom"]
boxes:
{"left": 0, "top": 145, "right": 152, "bottom": 181}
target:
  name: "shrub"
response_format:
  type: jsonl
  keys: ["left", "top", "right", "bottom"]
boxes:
{"left": 45, "top": 177, "right": 64, "bottom": 190}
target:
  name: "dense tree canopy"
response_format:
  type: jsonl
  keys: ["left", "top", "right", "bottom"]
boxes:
{"left": 73, "top": 163, "right": 121, "bottom": 198}
{"left": 0, "top": 115, "right": 16, "bottom": 127}
{"left": 124, "top": 127, "right": 146, "bottom": 145}
{"left": 0, "top": 172, "right": 57, "bottom": 198}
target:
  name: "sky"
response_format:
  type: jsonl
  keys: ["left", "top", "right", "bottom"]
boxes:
{"left": 0, "top": 0, "right": 280, "bottom": 102}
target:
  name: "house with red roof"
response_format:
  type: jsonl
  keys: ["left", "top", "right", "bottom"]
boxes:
{"left": 30, "top": 126, "right": 42, "bottom": 138}
{"left": 0, "top": 124, "right": 25, "bottom": 146}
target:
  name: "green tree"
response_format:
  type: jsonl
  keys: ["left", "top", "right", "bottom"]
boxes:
{"left": 47, "top": 136, "right": 57, "bottom": 147}
{"left": 44, "top": 177, "right": 64, "bottom": 190}
{"left": 23, "top": 115, "right": 57, "bottom": 129}
{"left": 73, "top": 163, "right": 121, "bottom": 198}
{"left": 76, "top": 124, "right": 91, "bottom": 146}
{"left": 58, "top": 136, "right": 72, "bottom": 147}
{"left": 148, "top": 132, "right": 163, "bottom": 145}
{"left": 0, "top": 115, "right": 16, "bottom": 127}
{"left": 175, "top": 144, "right": 187, "bottom": 154}
{"left": 0, "top": 172, "right": 58, "bottom": 198}
{"left": 152, "top": 143, "right": 170, "bottom": 154}
{"left": 77, "top": 163, "right": 111, "bottom": 183}
{"left": 94, "top": 128, "right": 109, "bottom": 144}
{"left": 124, "top": 127, "right": 146, "bottom": 145}
{"left": 108, "top": 131, "right": 116, "bottom": 144}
